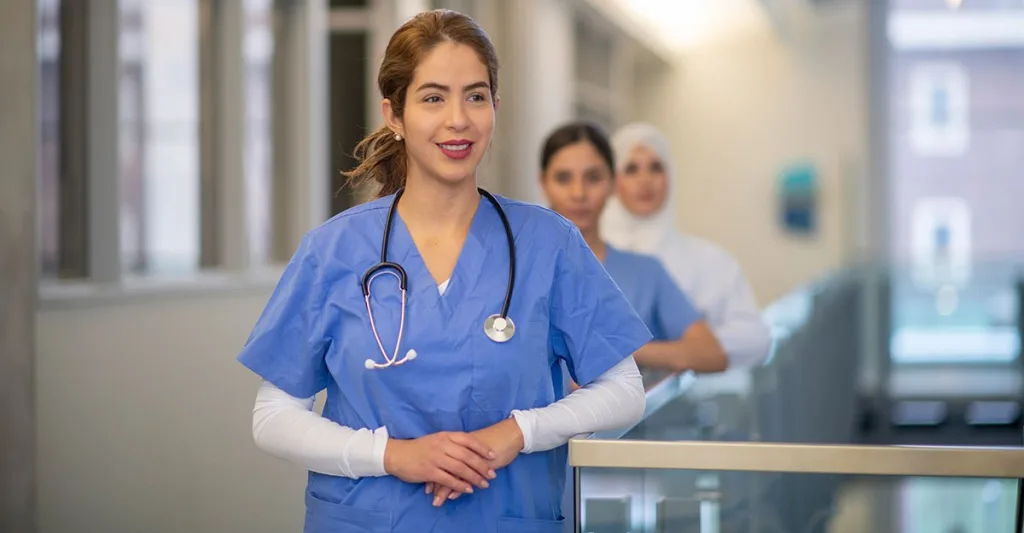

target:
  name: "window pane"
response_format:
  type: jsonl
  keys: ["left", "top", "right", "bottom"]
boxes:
{"left": 885, "top": 3, "right": 1024, "bottom": 365}
{"left": 575, "top": 103, "right": 612, "bottom": 133}
{"left": 245, "top": 0, "right": 274, "bottom": 266}
{"left": 37, "top": 0, "right": 61, "bottom": 279}
{"left": 575, "top": 19, "right": 613, "bottom": 90}
{"left": 432, "top": 0, "right": 474, "bottom": 16}
{"left": 329, "top": 0, "right": 368, "bottom": 7}
{"left": 120, "top": 0, "right": 201, "bottom": 276}
{"left": 329, "top": 32, "right": 368, "bottom": 216}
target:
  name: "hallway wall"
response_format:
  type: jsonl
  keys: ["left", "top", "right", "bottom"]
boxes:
{"left": 36, "top": 291, "right": 306, "bottom": 533}
{"left": 634, "top": 3, "right": 869, "bottom": 304}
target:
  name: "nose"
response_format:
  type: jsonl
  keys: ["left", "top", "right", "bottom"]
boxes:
{"left": 446, "top": 100, "right": 469, "bottom": 131}
{"left": 569, "top": 178, "right": 586, "bottom": 201}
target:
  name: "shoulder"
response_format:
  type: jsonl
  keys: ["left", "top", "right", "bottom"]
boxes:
{"left": 298, "top": 195, "right": 391, "bottom": 252}
{"left": 608, "top": 246, "right": 672, "bottom": 279}
{"left": 489, "top": 194, "right": 578, "bottom": 244}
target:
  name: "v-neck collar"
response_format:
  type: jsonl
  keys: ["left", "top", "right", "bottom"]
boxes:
{"left": 383, "top": 194, "right": 493, "bottom": 317}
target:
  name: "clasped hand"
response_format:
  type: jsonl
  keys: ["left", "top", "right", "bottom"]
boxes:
{"left": 383, "top": 418, "right": 524, "bottom": 507}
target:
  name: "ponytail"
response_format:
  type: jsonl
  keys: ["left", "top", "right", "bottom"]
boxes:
{"left": 342, "top": 126, "right": 408, "bottom": 198}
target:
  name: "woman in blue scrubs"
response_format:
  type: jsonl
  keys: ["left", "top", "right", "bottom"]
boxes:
{"left": 539, "top": 121, "right": 727, "bottom": 381}
{"left": 237, "top": 10, "right": 650, "bottom": 533}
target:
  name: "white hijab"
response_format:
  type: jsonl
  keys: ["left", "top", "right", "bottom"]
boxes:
{"left": 600, "top": 122, "right": 679, "bottom": 254}
{"left": 600, "top": 122, "right": 772, "bottom": 369}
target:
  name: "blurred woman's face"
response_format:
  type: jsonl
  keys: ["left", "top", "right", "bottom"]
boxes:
{"left": 616, "top": 144, "right": 669, "bottom": 217}
{"left": 540, "top": 141, "right": 614, "bottom": 235}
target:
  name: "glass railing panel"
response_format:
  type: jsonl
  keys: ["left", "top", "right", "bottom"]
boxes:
{"left": 888, "top": 260, "right": 1021, "bottom": 366}
{"left": 618, "top": 261, "right": 1024, "bottom": 450}
{"left": 571, "top": 440, "right": 1024, "bottom": 533}
{"left": 579, "top": 469, "right": 1017, "bottom": 533}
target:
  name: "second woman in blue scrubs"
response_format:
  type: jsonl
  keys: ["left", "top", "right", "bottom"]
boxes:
{"left": 539, "top": 122, "right": 727, "bottom": 381}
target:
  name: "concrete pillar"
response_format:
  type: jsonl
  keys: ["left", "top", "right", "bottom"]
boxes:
{"left": 0, "top": 0, "right": 39, "bottom": 531}
{"left": 272, "top": 0, "right": 330, "bottom": 259}
{"left": 496, "top": 0, "right": 575, "bottom": 204}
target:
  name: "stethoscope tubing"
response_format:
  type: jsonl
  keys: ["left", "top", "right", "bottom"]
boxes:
{"left": 360, "top": 187, "right": 516, "bottom": 369}
{"left": 360, "top": 187, "right": 514, "bottom": 318}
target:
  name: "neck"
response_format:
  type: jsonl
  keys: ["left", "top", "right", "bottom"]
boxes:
{"left": 397, "top": 173, "right": 479, "bottom": 233}
{"left": 581, "top": 226, "right": 606, "bottom": 261}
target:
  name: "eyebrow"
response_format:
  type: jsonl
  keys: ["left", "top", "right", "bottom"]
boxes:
{"left": 414, "top": 81, "right": 490, "bottom": 93}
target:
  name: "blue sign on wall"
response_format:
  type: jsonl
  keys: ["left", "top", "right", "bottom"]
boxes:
{"left": 778, "top": 162, "right": 817, "bottom": 236}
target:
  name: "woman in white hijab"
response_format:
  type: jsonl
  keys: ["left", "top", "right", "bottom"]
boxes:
{"left": 601, "top": 123, "right": 771, "bottom": 369}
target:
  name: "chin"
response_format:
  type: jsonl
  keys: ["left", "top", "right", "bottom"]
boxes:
{"left": 630, "top": 201, "right": 659, "bottom": 217}
{"left": 568, "top": 216, "right": 595, "bottom": 232}
{"left": 432, "top": 161, "right": 480, "bottom": 186}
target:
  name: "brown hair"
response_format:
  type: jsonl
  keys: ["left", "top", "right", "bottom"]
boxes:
{"left": 343, "top": 9, "right": 499, "bottom": 198}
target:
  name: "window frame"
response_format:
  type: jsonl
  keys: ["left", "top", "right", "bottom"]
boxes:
{"left": 38, "top": 0, "right": 333, "bottom": 307}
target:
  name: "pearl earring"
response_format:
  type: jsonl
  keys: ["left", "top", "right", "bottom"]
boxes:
{"left": 394, "top": 133, "right": 402, "bottom": 141}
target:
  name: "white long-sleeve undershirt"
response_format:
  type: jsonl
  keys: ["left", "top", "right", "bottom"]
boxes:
{"left": 250, "top": 355, "right": 644, "bottom": 478}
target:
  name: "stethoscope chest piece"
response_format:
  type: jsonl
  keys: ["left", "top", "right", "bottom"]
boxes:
{"left": 484, "top": 314, "right": 516, "bottom": 343}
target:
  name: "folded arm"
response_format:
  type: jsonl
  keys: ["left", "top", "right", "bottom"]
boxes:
{"left": 251, "top": 354, "right": 645, "bottom": 476}
{"left": 251, "top": 380, "right": 389, "bottom": 478}
{"left": 632, "top": 321, "right": 728, "bottom": 374}
{"left": 511, "top": 355, "right": 645, "bottom": 454}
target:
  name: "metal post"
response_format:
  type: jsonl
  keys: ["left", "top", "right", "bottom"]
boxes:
{"left": 1014, "top": 478, "right": 1023, "bottom": 533}
{"left": 696, "top": 474, "right": 721, "bottom": 533}
{"left": 573, "top": 466, "right": 582, "bottom": 533}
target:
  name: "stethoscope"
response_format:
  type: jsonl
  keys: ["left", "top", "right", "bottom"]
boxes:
{"left": 361, "top": 187, "right": 516, "bottom": 370}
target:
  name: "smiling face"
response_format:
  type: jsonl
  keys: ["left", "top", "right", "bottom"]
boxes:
{"left": 383, "top": 41, "right": 497, "bottom": 189}
{"left": 541, "top": 140, "right": 615, "bottom": 235}
{"left": 616, "top": 144, "right": 669, "bottom": 217}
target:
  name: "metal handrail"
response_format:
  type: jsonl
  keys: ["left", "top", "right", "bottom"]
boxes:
{"left": 570, "top": 440, "right": 1024, "bottom": 478}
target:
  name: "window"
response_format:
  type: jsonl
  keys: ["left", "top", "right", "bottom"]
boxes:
{"left": 328, "top": 32, "right": 369, "bottom": 216}
{"left": 573, "top": 17, "right": 620, "bottom": 131}
{"left": 884, "top": 4, "right": 1024, "bottom": 365}
{"left": 244, "top": 0, "right": 275, "bottom": 266}
{"left": 37, "top": 0, "right": 61, "bottom": 279}
{"left": 574, "top": 19, "right": 613, "bottom": 90}
{"left": 575, "top": 102, "right": 613, "bottom": 133}
{"left": 432, "top": 0, "right": 474, "bottom": 16}
{"left": 35, "top": 0, "right": 325, "bottom": 294}
{"left": 909, "top": 62, "right": 969, "bottom": 157}
{"left": 119, "top": 0, "right": 201, "bottom": 276}
{"left": 330, "top": 0, "right": 368, "bottom": 7}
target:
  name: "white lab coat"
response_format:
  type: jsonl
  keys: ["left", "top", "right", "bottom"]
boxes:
{"left": 601, "top": 123, "right": 771, "bottom": 369}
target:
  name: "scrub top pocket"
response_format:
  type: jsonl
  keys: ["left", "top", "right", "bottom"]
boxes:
{"left": 304, "top": 490, "right": 392, "bottom": 533}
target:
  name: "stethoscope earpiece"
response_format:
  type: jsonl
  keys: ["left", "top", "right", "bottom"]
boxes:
{"left": 363, "top": 187, "right": 517, "bottom": 370}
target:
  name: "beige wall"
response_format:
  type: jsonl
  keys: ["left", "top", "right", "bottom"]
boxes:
{"left": 36, "top": 291, "right": 309, "bottom": 533}
{"left": 634, "top": 5, "right": 868, "bottom": 305}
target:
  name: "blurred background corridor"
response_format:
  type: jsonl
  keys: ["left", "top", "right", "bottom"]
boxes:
{"left": 3, "top": 0, "right": 1024, "bottom": 532}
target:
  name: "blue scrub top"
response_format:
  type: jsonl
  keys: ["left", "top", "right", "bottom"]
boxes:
{"left": 556, "top": 244, "right": 703, "bottom": 392}
{"left": 237, "top": 194, "right": 653, "bottom": 533}
{"left": 602, "top": 245, "right": 702, "bottom": 343}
